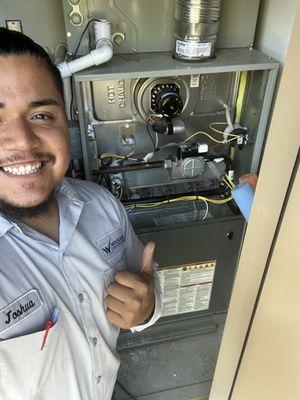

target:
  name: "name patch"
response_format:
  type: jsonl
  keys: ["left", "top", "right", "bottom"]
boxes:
{"left": 0, "top": 289, "right": 43, "bottom": 334}
{"left": 96, "top": 227, "right": 125, "bottom": 259}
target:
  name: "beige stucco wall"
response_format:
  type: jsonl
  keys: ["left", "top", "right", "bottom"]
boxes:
{"left": 0, "top": 0, "right": 66, "bottom": 56}
{"left": 210, "top": 3, "right": 300, "bottom": 399}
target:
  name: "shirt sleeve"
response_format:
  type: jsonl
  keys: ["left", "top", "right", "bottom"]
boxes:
{"left": 112, "top": 197, "right": 163, "bottom": 331}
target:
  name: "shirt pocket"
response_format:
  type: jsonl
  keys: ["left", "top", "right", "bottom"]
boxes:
{"left": 0, "top": 310, "right": 67, "bottom": 400}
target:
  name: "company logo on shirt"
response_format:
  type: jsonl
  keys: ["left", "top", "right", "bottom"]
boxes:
{"left": 101, "top": 235, "right": 125, "bottom": 257}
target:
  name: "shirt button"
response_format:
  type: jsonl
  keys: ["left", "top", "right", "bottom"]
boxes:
{"left": 97, "top": 375, "right": 101, "bottom": 384}
{"left": 92, "top": 337, "right": 98, "bottom": 346}
{"left": 78, "top": 293, "right": 84, "bottom": 303}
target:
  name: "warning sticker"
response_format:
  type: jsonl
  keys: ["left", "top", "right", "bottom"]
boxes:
{"left": 157, "top": 261, "right": 216, "bottom": 317}
{"left": 176, "top": 40, "right": 211, "bottom": 58}
{"left": 190, "top": 74, "right": 200, "bottom": 88}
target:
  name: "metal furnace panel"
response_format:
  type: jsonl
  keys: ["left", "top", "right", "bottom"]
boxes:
{"left": 62, "top": 0, "right": 260, "bottom": 55}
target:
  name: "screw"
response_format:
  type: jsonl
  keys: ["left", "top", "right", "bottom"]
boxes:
{"left": 226, "top": 231, "right": 234, "bottom": 240}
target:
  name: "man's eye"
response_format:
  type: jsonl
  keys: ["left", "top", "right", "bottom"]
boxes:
{"left": 32, "top": 113, "right": 52, "bottom": 120}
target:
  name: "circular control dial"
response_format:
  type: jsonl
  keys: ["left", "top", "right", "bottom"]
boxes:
{"left": 151, "top": 83, "right": 183, "bottom": 118}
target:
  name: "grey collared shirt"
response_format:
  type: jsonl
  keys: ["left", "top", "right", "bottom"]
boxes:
{"left": 0, "top": 178, "right": 162, "bottom": 400}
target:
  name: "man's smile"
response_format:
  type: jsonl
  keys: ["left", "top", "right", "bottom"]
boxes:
{"left": 0, "top": 160, "right": 51, "bottom": 176}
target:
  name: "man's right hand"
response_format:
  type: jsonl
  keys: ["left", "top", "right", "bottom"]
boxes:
{"left": 239, "top": 173, "right": 258, "bottom": 190}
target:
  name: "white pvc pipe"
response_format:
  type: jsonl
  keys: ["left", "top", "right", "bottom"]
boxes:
{"left": 58, "top": 20, "right": 113, "bottom": 78}
{"left": 62, "top": 77, "right": 72, "bottom": 120}
{"left": 95, "top": 19, "right": 111, "bottom": 44}
{"left": 58, "top": 43, "right": 113, "bottom": 78}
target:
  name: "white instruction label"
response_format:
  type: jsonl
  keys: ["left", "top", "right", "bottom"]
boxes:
{"left": 176, "top": 40, "right": 211, "bottom": 58}
{"left": 190, "top": 74, "right": 200, "bottom": 88}
{"left": 157, "top": 261, "right": 216, "bottom": 317}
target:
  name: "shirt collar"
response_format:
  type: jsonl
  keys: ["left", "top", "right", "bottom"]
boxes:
{"left": 0, "top": 178, "right": 89, "bottom": 238}
{"left": 0, "top": 217, "right": 14, "bottom": 238}
{"left": 55, "top": 178, "right": 88, "bottom": 205}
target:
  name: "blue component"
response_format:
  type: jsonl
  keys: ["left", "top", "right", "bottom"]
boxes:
{"left": 231, "top": 182, "right": 255, "bottom": 222}
{"left": 51, "top": 306, "right": 60, "bottom": 325}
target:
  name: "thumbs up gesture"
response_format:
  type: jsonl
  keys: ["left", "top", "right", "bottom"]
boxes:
{"left": 105, "top": 242, "right": 156, "bottom": 329}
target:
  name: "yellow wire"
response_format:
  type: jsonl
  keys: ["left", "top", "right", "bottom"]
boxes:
{"left": 184, "top": 131, "right": 223, "bottom": 144}
{"left": 99, "top": 149, "right": 136, "bottom": 167}
{"left": 227, "top": 175, "right": 235, "bottom": 188}
{"left": 209, "top": 122, "right": 240, "bottom": 138}
{"left": 223, "top": 175, "right": 235, "bottom": 189}
{"left": 222, "top": 177, "right": 232, "bottom": 190}
{"left": 100, "top": 153, "right": 123, "bottom": 160}
{"left": 125, "top": 195, "right": 233, "bottom": 211}
{"left": 99, "top": 148, "right": 136, "bottom": 161}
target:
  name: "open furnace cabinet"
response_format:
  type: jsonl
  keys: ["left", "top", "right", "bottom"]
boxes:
{"left": 74, "top": 49, "right": 278, "bottom": 399}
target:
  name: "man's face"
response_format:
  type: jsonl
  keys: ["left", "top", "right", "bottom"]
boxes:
{"left": 0, "top": 55, "right": 70, "bottom": 211}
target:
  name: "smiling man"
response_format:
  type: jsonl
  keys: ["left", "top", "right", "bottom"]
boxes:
{"left": 0, "top": 28, "right": 161, "bottom": 400}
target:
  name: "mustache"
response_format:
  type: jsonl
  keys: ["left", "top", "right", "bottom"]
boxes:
{"left": 0, "top": 152, "right": 55, "bottom": 166}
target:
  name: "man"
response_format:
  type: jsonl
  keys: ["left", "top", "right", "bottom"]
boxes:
{"left": 0, "top": 28, "right": 161, "bottom": 400}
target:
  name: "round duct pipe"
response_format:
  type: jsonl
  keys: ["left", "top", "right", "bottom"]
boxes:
{"left": 174, "top": 0, "right": 222, "bottom": 62}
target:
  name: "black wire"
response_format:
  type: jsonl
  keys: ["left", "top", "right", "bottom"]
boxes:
{"left": 116, "top": 380, "right": 139, "bottom": 400}
{"left": 73, "top": 18, "right": 102, "bottom": 57}
{"left": 69, "top": 76, "right": 74, "bottom": 120}
{"left": 146, "top": 120, "right": 156, "bottom": 152}
{"left": 69, "top": 18, "right": 102, "bottom": 120}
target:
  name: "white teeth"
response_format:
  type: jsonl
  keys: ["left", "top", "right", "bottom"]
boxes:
{"left": 2, "top": 162, "right": 43, "bottom": 176}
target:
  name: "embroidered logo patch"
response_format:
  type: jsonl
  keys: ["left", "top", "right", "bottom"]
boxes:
{"left": 0, "top": 289, "right": 43, "bottom": 334}
{"left": 96, "top": 227, "right": 125, "bottom": 259}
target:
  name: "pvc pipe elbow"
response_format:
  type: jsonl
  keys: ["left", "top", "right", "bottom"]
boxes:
{"left": 57, "top": 42, "right": 113, "bottom": 78}
{"left": 90, "top": 43, "right": 113, "bottom": 65}
{"left": 58, "top": 61, "right": 72, "bottom": 79}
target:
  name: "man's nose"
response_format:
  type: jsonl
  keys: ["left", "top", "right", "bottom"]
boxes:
{"left": 3, "top": 118, "right": 41, "bottom": 151}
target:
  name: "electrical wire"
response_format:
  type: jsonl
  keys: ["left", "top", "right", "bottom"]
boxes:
{"left": 155, "top": 132, "right": 159, "bottom": 150}
{"left": 99, "top": 147, "right": 136, "bottom": 164}
{"left": 146, "top": 120, "right": 157, "bottom": 151}
{"left": 222, "top": 177, "right": 232, "bottom": 190}
{"left": 143, "top": 130, "right": 159, "bottom": 162}
{"left": 69, "top": 18, "right": 102, "bottom": 119}
{"left": 223, "top": 103, "right": 234, "bottom": 131}
{"left": 70, "top": 77, "right": 75, "bottom": 120}
{"left": 111, "top": 178, "right": 124, "bottom": 200}
{"left": 184, "top": 130, "right": 238, "bottom": 144}
{"left": 125, "top": 194, "right": 233, "bottom": 212}
{"left": 125, "top": 204, "right": 136, "bottom": 213}
{"left": 117, "top": 185, "right": 123, "bottom": 200}
{"left": 227, "top": 176, "right": 235, "bottom": 189}
{"left": 209, "top": 122, "right": 240, "bottom": 138}
{"left": 73, "top": 18, "right": 102, "bottom": 57}
{"left": 222, "top": 175, "right": 235, "bottom": 190}
{"left": 202, "top": 199, "right": 209, "bottom": 220}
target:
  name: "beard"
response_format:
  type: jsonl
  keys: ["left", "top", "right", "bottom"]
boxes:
{"left": 0, "top": 195, "right": 53, "bottom": 221}
{"left": 0, "top": 151, "right": 57, "bottom": 221}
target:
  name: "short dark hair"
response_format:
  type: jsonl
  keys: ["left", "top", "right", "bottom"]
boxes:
{"left": 0, "top": 27, "right": 64, "bottom": 99}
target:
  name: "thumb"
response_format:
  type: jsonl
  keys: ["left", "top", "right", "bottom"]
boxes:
{"left": 140, "top": 241, "right": 155, "bottom": 275}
